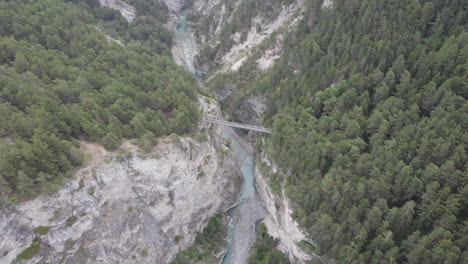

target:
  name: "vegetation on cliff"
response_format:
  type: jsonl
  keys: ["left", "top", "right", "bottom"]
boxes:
{"left": 191, "top": 0, "right": 295, "bottom": 69}
{"left": 249, "top": 223, "right": 290, "bottom": 264}
{"left": 172, "top": 215, "right": 227, "bottom": 264}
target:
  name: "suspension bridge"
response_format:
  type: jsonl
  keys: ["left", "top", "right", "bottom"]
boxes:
{"left": 204, "top": 118, "right": 272, "bottom": 134}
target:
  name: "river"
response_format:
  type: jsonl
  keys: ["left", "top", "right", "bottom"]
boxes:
{"left": 173, "top": 8, "right": 266, "bottom": 264}
{"left": 174, "top": 9, "right": 196, "bottom": 73}
{"left": 220, "top": 129, "right": 266, "bottom": 263}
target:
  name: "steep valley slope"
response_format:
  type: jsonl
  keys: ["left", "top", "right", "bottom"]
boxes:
{"left": 0, "top": 96, "right": 242, "bottom": 264}
{"left": 178, "top": 0, "right": 319, "bottom": 263}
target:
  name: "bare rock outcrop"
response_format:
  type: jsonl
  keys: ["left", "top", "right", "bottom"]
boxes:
{"left": 322, "top": 0, "right": 333, "bottom": 8}
{"left": 98, "top": 0, "right": 136, "bottom": 21}
{"left": 255, "top": 152, "right": 317, "bottom": 263}
{"left": 162, "top": 0, "right": 187, "bottom": 13}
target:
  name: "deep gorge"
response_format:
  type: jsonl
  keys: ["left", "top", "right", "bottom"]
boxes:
{"left": 1, "top": 0, "right": 466, "bottom": 263}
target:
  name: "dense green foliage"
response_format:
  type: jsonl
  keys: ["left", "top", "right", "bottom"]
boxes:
{"left": 249, "top": 223, "right": 290, "bottom": 264}
{"left": 16, "top": 237, "right": 41, "bottom": 261}
{"left": 172, "top": 215, "right": 226, "bottom": 264}
{"left": 35, "top": 226, "right": 52, "bottom": 236}
{"left": 248, "top": 0, "right": 467, "bottom": 263}
{"left": 0, "top": 0, "right": 200, "bottom": 198}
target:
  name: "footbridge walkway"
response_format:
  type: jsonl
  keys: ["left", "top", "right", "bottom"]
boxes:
{"left": 204, "top": 118, "right": 272, "bottom": 134}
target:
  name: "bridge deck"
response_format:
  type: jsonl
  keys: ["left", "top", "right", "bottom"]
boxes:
{"left": 205, "top": 118, "right": 271, "bottom": 134}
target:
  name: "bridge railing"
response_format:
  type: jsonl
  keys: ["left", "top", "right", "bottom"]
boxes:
{"left": 204, "top": 118, "right": 272, "bottom": 134}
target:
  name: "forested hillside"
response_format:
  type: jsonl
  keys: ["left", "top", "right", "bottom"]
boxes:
{"left": 0, "top": 0, "right": 199, "bottom": 198}
{"left": 250, "top": 0, "right": 467, "bottom": 262}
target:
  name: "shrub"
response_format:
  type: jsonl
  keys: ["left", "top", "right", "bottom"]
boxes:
{"left": 16, "top": 237, "right": 40, "bottom": 261}
{"left": 35, "top": 226, "right": 52, "bottom": 236}
{"left": 66, "top": 216, "right": 78, "bottom": 226}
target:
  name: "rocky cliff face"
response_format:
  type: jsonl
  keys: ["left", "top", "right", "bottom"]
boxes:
{"left": 162, "top": 0, "right": 187, "bottom": 13}
{"left": 188, "top": 0, "right": 305, "bottom": 129}
{"left": 191, "top": 0, "right": 304, "bottom": 74}
{"left": 255, "top": 152, "right": 316, "bottom": 263}
{"left": 98, "top": 0, "right": 136, "bottom": 21}
{"left": 0, "top": 98, "right": 242, "bottom": 264}
{"left": 322, "top": 0, "right": 333, "bottom": 8}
